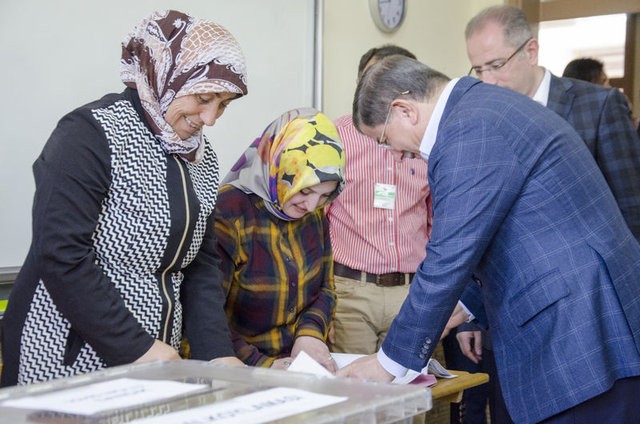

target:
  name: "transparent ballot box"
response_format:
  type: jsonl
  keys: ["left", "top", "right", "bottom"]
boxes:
{"left": 0, "top": 360, "right": 431, "bottom": 423}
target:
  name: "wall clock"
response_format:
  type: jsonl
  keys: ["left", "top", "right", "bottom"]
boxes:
{"left": 369, "top": 0, "right": 406, "bottom": 33}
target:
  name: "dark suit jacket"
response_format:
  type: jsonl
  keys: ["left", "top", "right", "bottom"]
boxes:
{"left": 383, "top": 77, "right": 640, "bottom": 424}
{"left": 548, "top": 74, "right": 640, "bottom": 240}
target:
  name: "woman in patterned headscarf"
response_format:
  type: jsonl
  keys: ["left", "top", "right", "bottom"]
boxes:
{"left": 1, "top": 10, "right": 248, "bottom": 387}
{"left": 214, "top": 108, "right": 345, "bottom": 372}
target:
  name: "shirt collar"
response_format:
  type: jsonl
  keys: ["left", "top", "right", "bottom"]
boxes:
{"left": 532, "top": 68, "right": 551, "bottom": 106}
{"left": 419, "top": 78, "right": 460, "bottom": 160}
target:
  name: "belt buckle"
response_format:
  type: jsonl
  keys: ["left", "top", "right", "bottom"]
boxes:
{"left": 374, "top": 272, "right": 411, "bottom": 287}
{"left": 375, "top": 273, "right": 399, "bottom": 287}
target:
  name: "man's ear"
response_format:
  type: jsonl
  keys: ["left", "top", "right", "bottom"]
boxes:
{"left": 525, "top": 38, "right": 539, "bottom": 65}
{"left": 393, "top": 99, "right": 419, "bottom": 125}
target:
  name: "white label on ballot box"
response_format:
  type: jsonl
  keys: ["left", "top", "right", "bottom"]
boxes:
{"left": 130, "top": 387, "right": 347, "bottom": 424}
{"left": 1, "top": 378, "right": 207, "bottom": 415}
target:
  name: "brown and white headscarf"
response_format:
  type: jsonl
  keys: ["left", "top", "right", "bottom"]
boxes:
{"left": 121, "top": 10, "right": 248, "bottom": 162}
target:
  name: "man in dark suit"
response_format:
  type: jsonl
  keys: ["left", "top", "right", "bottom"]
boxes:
{"left": 465, "top": 5, "right": 640, "bottom": 240}
{"left": 336, "top": 55, "right": 640, "bottom": 424}
{"left": 459, "top": 7, "right": 640, "bottom": 422}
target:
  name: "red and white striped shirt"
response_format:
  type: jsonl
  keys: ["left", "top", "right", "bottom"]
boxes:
{"left": 326, "top": 115, "right": 432, "bottom": 274}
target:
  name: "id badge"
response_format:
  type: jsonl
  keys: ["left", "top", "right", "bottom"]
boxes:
{"left": 374, "top": 183, "right": 396, "bottom": 209}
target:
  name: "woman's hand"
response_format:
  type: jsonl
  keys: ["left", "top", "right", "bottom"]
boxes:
{"left": 291, "top": 336, "right": 337, "bottom": 373}
{"left": 134, "top": 339, "right": 180, "bottom": 363}
{"left": 271, "top": 357, "right": 293, "bottom": 370}
{"left": 327, "top": 322, "right": 336, "bottom": 345}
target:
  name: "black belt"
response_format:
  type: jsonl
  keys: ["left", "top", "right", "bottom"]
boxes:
{"left": 333, "top": 263, "right": 414, "bottom": 287}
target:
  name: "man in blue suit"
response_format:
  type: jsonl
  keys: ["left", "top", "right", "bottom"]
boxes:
{"left": 337, "top": 55, "right": 640, "bottom": 424}
{"left": 459, "top": 6, "right": 640, "bottom": 422}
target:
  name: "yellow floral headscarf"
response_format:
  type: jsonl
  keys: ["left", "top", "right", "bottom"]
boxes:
{"left": 223, "top": 108, "right": 345, "bottom": 220}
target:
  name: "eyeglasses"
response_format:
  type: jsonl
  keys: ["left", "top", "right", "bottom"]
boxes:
{"left": 467, "top": 37, "right": 532, "bottom": 77}
{"left": 378, "top": 90, "right": 410, "bottom": 146}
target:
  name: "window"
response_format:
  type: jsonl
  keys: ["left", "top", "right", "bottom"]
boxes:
{"left": 538, "top": 14, "right": 627, "bottom": 80}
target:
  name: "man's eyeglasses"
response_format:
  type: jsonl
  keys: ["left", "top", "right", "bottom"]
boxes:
{"left": 378, "top": 90, "right": 410, "bottom": 146}
{"left": 467, "top": 37, "right": 532, "bottom": 77}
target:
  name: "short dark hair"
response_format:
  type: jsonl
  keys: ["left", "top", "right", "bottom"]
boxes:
{"left": 562, "top": 58, "right": 605, "bottom": 84}
{"left": 357, "top": 45, "right": 416, "bottom": 79}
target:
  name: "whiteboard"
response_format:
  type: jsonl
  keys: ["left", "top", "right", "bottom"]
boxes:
{"left": 0, "top": 0, "right": 318, "bottom": 267}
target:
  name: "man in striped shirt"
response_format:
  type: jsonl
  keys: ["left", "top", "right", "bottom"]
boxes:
{"left": 326, "top": 45, "right": 432, "bottom": 356}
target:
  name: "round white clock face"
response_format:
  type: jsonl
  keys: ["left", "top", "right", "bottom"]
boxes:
{"left": 371, "top": 0, "right": 406, "bottom": 33}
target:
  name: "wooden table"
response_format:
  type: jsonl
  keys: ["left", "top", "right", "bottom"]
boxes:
{"left": 430, "top": 370, "right": 489, "bottom": 403}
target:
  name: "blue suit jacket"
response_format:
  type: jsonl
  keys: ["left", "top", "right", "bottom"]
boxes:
{"left": 460, "top": 75, "right": 640, "bottom": 337}
{"left": 547, "top": 74, "right": 640, "bottom": 240}
{"left": 383, "top": 78, "right": 640, "bottom": 424}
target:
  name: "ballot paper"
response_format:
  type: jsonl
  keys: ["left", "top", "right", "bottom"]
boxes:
{"left": 0, "top": 378, "right": 208, "bottom": 415}
{"left": 288, "top": 351, "right": 455, "bottom": 386}
{"left": 391, "top": 358, "right": 457, "bottom": 386}
{"left": 426, "top": 357, "right": 457, "bottom": 379}
{"left": 287, "top": 350, "right": 335, "bottom": 378}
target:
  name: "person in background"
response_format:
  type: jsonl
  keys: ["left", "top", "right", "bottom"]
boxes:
{"left": 337, "top": 54, "right": 640, "bottom": 424}
{"left": 465, "top": 5, "right": 640, "bottom": 240}
{"left": 326, "top": 44, "right": 431, "bottom": 356}
{"left": 1, "top": 10, "right": 248, "bottom": 387}
{"left": 563, "top": 57, "right": 638, "bottom": 131}
{"left": 214, "top": 108, "right": 345, "bottom": 371}
{"left": 562, "top": 57, "right": 611, "bottom": 87}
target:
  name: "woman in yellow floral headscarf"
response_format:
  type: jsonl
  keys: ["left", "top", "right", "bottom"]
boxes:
{"left": 214, "top": 108, "right": 345, "bottom": 371}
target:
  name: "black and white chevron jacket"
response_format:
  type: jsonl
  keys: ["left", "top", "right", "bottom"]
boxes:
{"left": 1, "top": 89, "right": 234, "bottom": 386}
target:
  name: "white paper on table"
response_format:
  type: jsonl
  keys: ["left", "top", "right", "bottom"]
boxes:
{"left": 287, "top": 350, "right": 335, "bottom": 378}
{"left": 330, "top": 353, "right": 457, "bottom": 382}
{"left": 427, "top": 357, "right": 457, "bottom": 379}
{"left": 130, "top": 387, "right": 347, "bottom": 424}
{"left": 0, "top": 377, "right": 208, "bottom": 415}
{"left": 330, "top": 352, "right": 365, "bottom": 369}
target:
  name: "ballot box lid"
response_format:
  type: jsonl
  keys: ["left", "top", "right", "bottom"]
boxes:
{"left": 0, "top": 360, "right": 431, "bottom": 423}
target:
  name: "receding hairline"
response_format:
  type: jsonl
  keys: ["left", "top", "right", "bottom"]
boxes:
{"left": 465, "top": 5, "right": 533, "bottom": 47}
